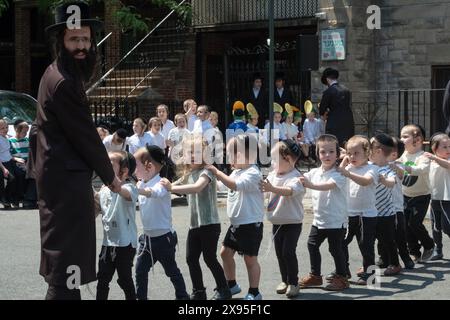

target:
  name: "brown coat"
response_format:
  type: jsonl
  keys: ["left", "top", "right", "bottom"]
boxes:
{"left": 30, "top": 62, "right": 115, "bottom": 286}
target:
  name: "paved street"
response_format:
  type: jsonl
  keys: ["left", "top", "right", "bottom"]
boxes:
{"left": 1, "top": 193, "right": 449, "bottom": 300}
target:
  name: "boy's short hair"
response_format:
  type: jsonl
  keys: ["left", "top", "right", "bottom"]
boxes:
{"left": 316, "top": 134, "right": 340, "bottom": 159}
{"left": 14, "top": 119, "right": 25, "bottom": 128}
{"left": 148, "top": 117, "right": 162, "bottom": 128}
{"left": 198, "top": 105, "right": 209, "bottom": 113}
{"left": 346, "top": 135, "right": 371, "bottom": 158}
{"left": 371, "top": 133, "right": 394, "bottom": 157}
{"left": 174, "top": 113, "right": 187, "bottom": 125}
{"left": 115, "top": 128, "right": 128, "bottom": 140}
{"left": 402, "top": 124, "right": 426, "bottom": 140}
{"left": 156, "top": 104, "right": 169, "bottom": 113}
{"left": 227, "top": 134, "right": 258, "bottom": 164}
{"left": 430, "top": 132, "right": 450, "bottom": 153}
{"left": 15, "top": 121, "right": 29, "bottom": 133}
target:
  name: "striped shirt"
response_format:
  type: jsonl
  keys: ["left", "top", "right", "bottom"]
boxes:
{"left": 375, "top": 166, "right": 396, "bottom": 217}
{"left": 9, "top": 137, "right": 29, "bottom": 161}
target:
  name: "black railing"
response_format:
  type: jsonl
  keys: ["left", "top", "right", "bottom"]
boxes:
{"left": 92, "top": 99, "right": 140, "bottom": 133}
{"left": 87, "top": 0, "right": 192, "bottom": 128}
{"left": 352, "top": 89, "right": 446, "bottom": 138}
{"left": 192, "top": 0, "right": 318, "bottom": 27}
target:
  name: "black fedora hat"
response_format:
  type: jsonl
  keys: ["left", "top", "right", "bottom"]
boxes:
{"left": 321, "top": 67, "right": 339, "bottom": 85}
{"left": 45, "top": 1, "right": 103, "bottom": 36}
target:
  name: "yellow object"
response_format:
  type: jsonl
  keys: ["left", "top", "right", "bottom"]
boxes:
{"left": 233, "top": 101, "right": 245, "bottom": 111}
{"left": 285, "top": 103, "right": 295, "bottom": 115}
{"left": 246, "top": 103, "right": 259, "bottom": 117}
{"left": 304, "top": 100, "right": 313, "bottom": 115}
{"left": 273, "top": 102, "right": 283, "bottom": 113}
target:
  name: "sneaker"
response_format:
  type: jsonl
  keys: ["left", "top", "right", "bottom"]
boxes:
{"left": 276, "top": 282, "right": 288, "bottom": 294}
{"left": 11, "top": 202, "right": 20, "bottom": 209}
{"left": 430, "top": 248, "right": 443, "bottom": 261}
{"left": 211, "top": 287, "right": 232, "bottom": 300}
{"left": 190, "top": 289, "right": 206, "bottom": 300}
{"left": 243, "top": 293, "right": 262, "bottom": 300}
{"left": 326, "top": 270, "right": 351, "bottom": 282}
{"left": 299, "top": 273, "right": 323, "bottom": 288}
{"left": 285, "top": 284, "right": 300, "bottom": 298}
{"left": 2, "top": 204, "right": 14, "bottom": 210}
{"left": 324, "top": 275, "right": 349, "bottom": 291}
{"left": 383, "top": 265, "right": 402, "bottom": 276}
{"left": 229, "top": 283, "right": 242, "bottom": 296}
{"left": 420, "top": 248, "right": 434, "bottom": 262}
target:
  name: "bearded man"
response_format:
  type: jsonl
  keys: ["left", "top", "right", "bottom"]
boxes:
{"left": 28, "top": 1, "right": 121, "bottom": 300}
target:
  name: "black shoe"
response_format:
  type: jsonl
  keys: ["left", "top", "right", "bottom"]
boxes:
{"left": 430, "top": 248, "right": 443, "bottom": 261}
{"left": 190, "top": 289, "right": 207, "bottom": 300}
{"left": 211, "top": 287, "right": 232, "bottom": 300}
{"left": 23, "top": 202, "right": 38, "bottom": 210}
{"left": 403, "top": 259, "right": 415, "bottom": 270}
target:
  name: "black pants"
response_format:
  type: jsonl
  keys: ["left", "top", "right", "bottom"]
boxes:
{"left": 308, "top": 226, "right": 347, "bottom": 277}
{"left": 0, "top": 160, "right": 21, "bottom": 204}
{"left": 96, "top": 245, "right": 136, "bottom": 300}
{"left": 186, "top": 224, "right": 227, "bottom": 291}
{"left": 430, "top": 200, "right": 450, "bottom": 250}
{"left": 343, "top": 216, "right": 377, "bottom": 273}
{"left": 135, "top": 232, "right": 188, "bottom": 300}
{"left": 404, "top": 194, "right": 434, "bottom": 256}
{"left": 273, "top": 224, "right": 302, "bottom": 285}
{"left": 378, "top": 212, "right": 411, "bottom": 264}
{"left": 45, "top": 285, "right": 81, "bottom": 300}
{"left": 376, "top": 215, "right": 400, "bottom": 266}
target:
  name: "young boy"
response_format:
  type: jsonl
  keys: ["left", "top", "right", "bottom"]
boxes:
{"left": 0, "top": 119, "right": 20, "bottom": 209}
{"left": 147, "top": 117, "right": 166, "bottom": 150}
{"left": 370, "top": 134, "right": 402, "bottom": 276}
{"left": 9, "top": 120, "right": 37, "bottom": 209}
{"left": 193, "top": 105, "right": 213, "bottom": 135}
{"left": 103, "top": 128, "right": 128, "bottom": 152}
{"left": 207, "top": 134, "right": 264, "bottom": 300}
{"left": 184, "top": 99, "right": 199, "bottom": 132}
{"left": 264, "top": 111, "right": 287, "bottom": 142}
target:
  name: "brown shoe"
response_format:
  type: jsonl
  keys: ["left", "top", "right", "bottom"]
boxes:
{"left": 299, "top": 273, "right": 323, "bottom": 288}
{"left": 324, "top": 275, "right": 350, "bottom": 291}
{"left": 384, "top": 265, "right": 402, "bottom": 276}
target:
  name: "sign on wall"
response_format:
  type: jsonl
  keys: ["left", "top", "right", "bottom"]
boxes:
{"left": 321, "top": 28, "right": 346, "bottom": 61}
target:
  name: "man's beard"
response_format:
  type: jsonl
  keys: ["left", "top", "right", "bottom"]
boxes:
{"left": 58, "top": 47, "right": 98, "bottom": 83}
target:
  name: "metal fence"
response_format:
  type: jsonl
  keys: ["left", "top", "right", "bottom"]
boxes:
{"left": 192, "top": 0, "right": 318, "bottom": 27}
{"left": 352, "top": 89, "right": 446, "bottom": 138}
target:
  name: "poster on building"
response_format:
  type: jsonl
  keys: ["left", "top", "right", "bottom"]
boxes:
{"left": 321, "top": 28, "right": 346, "bottom": 61}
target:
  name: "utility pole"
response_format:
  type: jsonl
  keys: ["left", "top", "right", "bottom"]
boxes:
{"left": 268, "top": 0, "right": 274, "bottom": 144}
